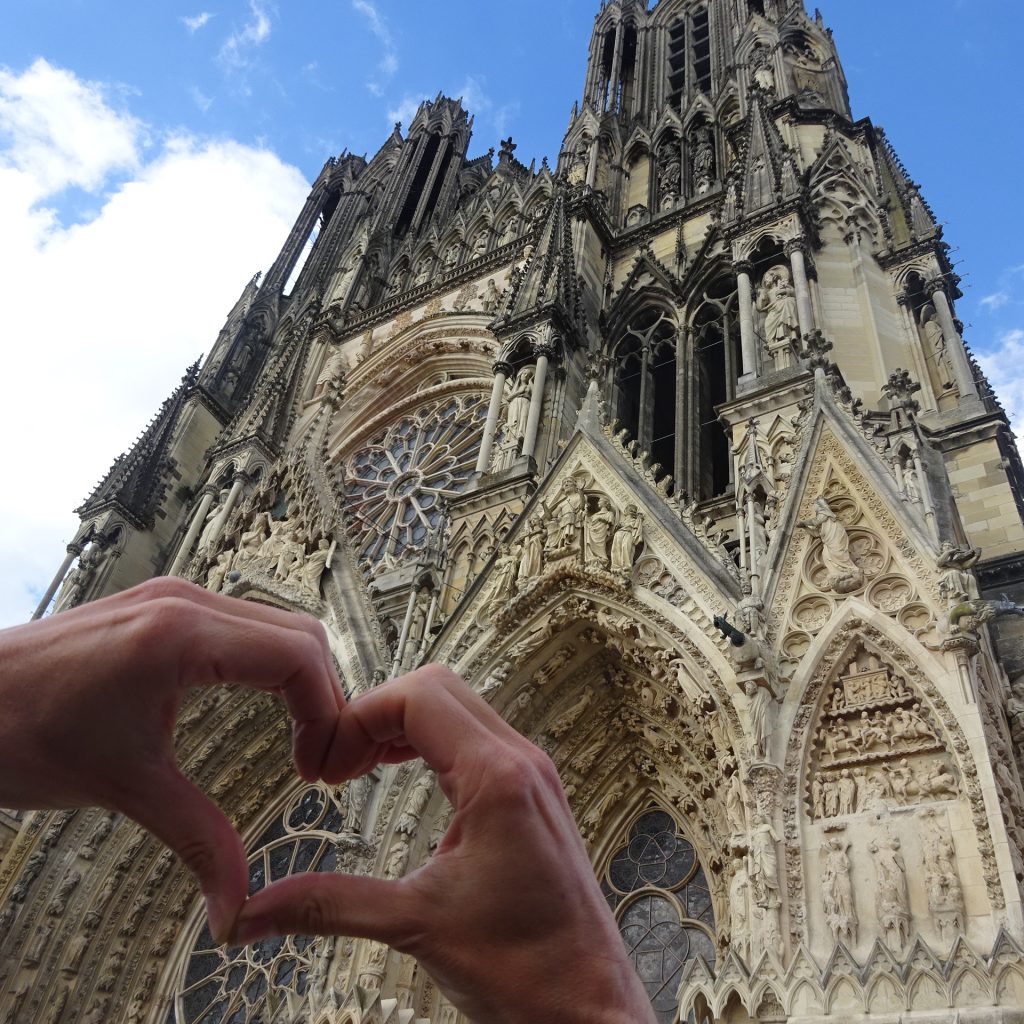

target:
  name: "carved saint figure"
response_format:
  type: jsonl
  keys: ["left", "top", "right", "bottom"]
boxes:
{"left": 487, "top": 545, "right": 520, "bottom": 610}
{"left": 690, "top": 127, "right": 715, "bottom": 195}
{"left": 921, "top": 813, "right": 964, "bottom": 943}
{"left": 836, "top": 768, "right": 858, "bottom": 815}
{"left": 610, "top": 505, "right": 644, "bottom": 573}
{"left": 821, "top": 837, "right": 857, "bottom": 945}
{"left": 395, "top": 772, "right": 435, "bottom": 836}
{"left": 343, "top": 775, "right": 372, "bottom": 836}
{"left": 797, "top": 496, "right": 864, "bottom": 593}
{"left": 553, "top": 479, "right": 586, "bottom": 552}
{"left": 585, "top": 497, "right": 616, "bottom": 567}
{"left": 205, "top": 549, "right": 233, "bottom": 593}
{"left": 869, "top": 835, "right": 911, "bottom": 948}
{"left": 550, "top": 685, "right": 594, "bottom": 738}
{"left": 297, "top": 537, "right": 336, "bottom": 596}
{"left": 518, "top": 517, "right": 546, "bottom": 582}
{"left": 504, "top": 366, "right": 535, "bottom": 450}
{"left": 196, "top": 489, "right": 230, "bottom": 558}
{"left": 729, "top": 855, "right": 751, "bottom": 961}
{"left": 480, "top": 278, "right": 502, "bottom": 314}
{"left": 725, "top": 771, "right": 746, "bottom": 835}
{"left": 54, "top": 542, "right": 108, "bottom": 613}
{"left": 275, "top": 525, "right": 306, "bottom": 581}
{"left": 581, "top": 780, "right": 627, "bottom": 839}
{"left": 756, "top": 264, "right": 800, "bottom": 359}
{"left": 922, "top": 307, "right": 955, "bottom": 390}
{"left": 749, "top": 819, "right": 781, "bottom": 910}
{"left": 744, "top": 680, "right": 773, "bottom": 762}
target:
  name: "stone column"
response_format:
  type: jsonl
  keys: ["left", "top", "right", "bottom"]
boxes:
{"left": 734, "top": 261, "right": 758, "bottom": 377}
{"left": 786, "top": 238, "right": 815, "bottom": 337}
{"left": 391, "top": 587, "right": 420, "bottom": 678}
{"left": 927, "top": 281, "right": 978, "bottom": 400}
{"left": 208, "top": 474, "right": 246, "bottom": 554}
{"left": 169, "top": 489, "right": 216, "bottom": 576}
{"left": 521, "top": 343, "right": 553, "bottom": 461}
{"left": 416, "top": 590, "right": 441, "bottom": 664}
{"left": 475, "top": 360, "right": 512, "bottom": 475}
{"left": 32, "top": 542, "right": 84, "bottom": 620}
{"left": 637, "top": 343, "right": 652, "bottom": 449}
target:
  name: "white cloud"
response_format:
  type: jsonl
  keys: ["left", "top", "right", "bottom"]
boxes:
{"left": 190, "top": 85, "right": 214, "bottom": 112}
{"left": 977, "top": 329, "right": 1024, "bottom": 432}
{"left": 352, "top": 0, "right": 398, "bottom": 91}
{"left": 981, "top": 291, "right": 1009, "bottom": 311}
{"left": 0, "top": 60, "right": 309, "bottom": 626}
{"left": 219, "top": 0, "right": 273, "bottom": 73}
{"left": 386, "top": 93, "right": 428, "bottom": 128}
{"left": 182, "top": 11, "right": 214, "bottom": 33}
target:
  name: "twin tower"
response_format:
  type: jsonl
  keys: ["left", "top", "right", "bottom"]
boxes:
{"left": 7, "top": 2, "right": 1024, "bottom": 1023}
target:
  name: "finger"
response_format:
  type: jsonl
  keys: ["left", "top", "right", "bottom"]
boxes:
{"left": 178, "top": 606, "right": 341, "bottom": 780}
{"left": 230, "top": 872, "right": 418, "bottom": 948}
{"left": 121, "top": 767, "right": 247, "bottom": 944}
{"left": 321, "top": 666, "right": 513, "bottom": 802}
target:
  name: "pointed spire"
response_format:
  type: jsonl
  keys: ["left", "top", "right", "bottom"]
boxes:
{"left": 733, "top": 89, "right": 800, "bottom": 218}
{"left": 499, "top": 185, "right": 581, "bottom": 329}
{"left": 77, "top": 361, "right": 201, "bottom": 528}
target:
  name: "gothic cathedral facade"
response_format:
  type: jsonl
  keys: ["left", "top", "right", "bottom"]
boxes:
{"left": 5, "top": 1, "right": 1024, "bottom": 1022}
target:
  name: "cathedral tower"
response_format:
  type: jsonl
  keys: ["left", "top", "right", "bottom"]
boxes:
{"left": 6, "top": 2, "right": 1024, "bottom": 1022}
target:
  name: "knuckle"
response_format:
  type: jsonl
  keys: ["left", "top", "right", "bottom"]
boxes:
{"left": 135, "top": 576, "right": 199, "bottom": 603}
{"left": 134, "top": 596, "right": 199, "bottom": 639}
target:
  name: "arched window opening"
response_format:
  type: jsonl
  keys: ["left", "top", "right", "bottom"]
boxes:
{"left": 666, "top": 19, "right": 688, "bottom": 110}
{"left": 691, "top": 277, "right": 740, "bottom": 500}
{"left": 612, "top": 309, "right": 677, "bottom": 478}
{"left": 749, "top": 0, "right": 766, "bottom": 17}
{"left": 618, "top": 24, "right": 639, "bottom": 113}
{"left": 395, "top": 134, "right": 438, "bottom": 237}
{"left": 691, "top": 7, "right": 712, "bottom": 95}
{"left": 600, "top": 809, "right": 716, "bottom": 1024}
{"left": 600, "top": 28, "right": 617, "bottom": 111}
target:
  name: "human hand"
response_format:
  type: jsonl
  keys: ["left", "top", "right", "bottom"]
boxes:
{"left": 0, "top": 578, "right": 344, "bottom": 941}
{"left": 232, "top": 666, "right": 656, "bottom": 1024}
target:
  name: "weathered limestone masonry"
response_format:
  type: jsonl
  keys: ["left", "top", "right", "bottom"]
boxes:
{"left": 5, "top": 1, "right": 1024, "bottom": 1022}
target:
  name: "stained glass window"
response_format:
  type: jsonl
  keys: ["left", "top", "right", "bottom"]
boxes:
{"left": 341, "top": 394, "right": 488, "bottom": 576}
{"left": 601, "top": 809, "right": 716, "bottom": 1024}
{"left": 174, "top": 785, "right": 345, "bottom": 1024}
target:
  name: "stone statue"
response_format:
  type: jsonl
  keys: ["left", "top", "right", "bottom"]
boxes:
{"left": 553, "top": 479, "right": 586, "bottom": 553}
{"left": 657, "top": 141, "right": 681, "bottom": 208}
{"left": 798, "top": 496, "right": 864, "bottom": 593}
{"left": 486, "top": 545, "right": 520, "bottom": 611}
{"left": 744, "top": 680, "right": 773, "bottom": 761}
{"left": 869, "top": 835, "right": 911, "bottom": 948}
{"left": 234, "top": 513, "right": 269, "bottom": 571}
{"left": 729, "top": 855, "right": 751, "bottom": 961}
{"left": 1007, "top": 681, "right": 1024, "bottom": 747}
{"left": 298, "top": 537, "right": 336, "bottom": 596}
{"left": 756, "top": 264, "right": 800, "bottom": 362}
{"left": 343, "top": 775, "right": 372, "bottom": 836}
{"left": 206, "top": 549, "right": 234, "bottom": 593}
{"left": 550, "top": 685, "right": 594, "bottom": 738}
{"left": 585, "top": 497, "right": 616, "bottom": 568}
{"left": 518, "top": 516, "right": 546, "bottom": 582}
{"left": 726, "top": 771, "right": 746, "bottom": 835}
{"left": 837, "top": 768, "right": 858, "bottom": 815}
{"left": 921, "top": 812, "right": 964, "bottom": 944}
{"left": 936, "top": 541, "right": 980, "bottom": 608}
{"left": 275, "top": 525, "right": 306, "bottom": 581}
{"left": 610, "top": 505, "right": 644, "bottom": 573}
{"left": 384, "top": 834, "right": 412, "bottom": 878}
{"left": 54, "top": 542, "right": 108, "bottom": 613}
{"left": 196, "top": 489, "right": 230, "bottom": 558}
{"left": 504, "top": 366, "right": 535, "bottom": 450}
{"left": 922, "top": 307, "right": 955, "bottom": 390}
{"left": 581, "top": 780, "right": 626, "bottom": 839}
{"left": 749, "top": 819, "right": 781, "bottom": 910}
{"left": 395, "top": 771, "right": 435, "bottom": 836}
{"left": 691, "top": 127, "right": 715, "bottom": 195}
{"left": 821, "top": 837, "right": 857, "bottom": 945}
{"left": 480, "top": 278, "right": 502, "bottom": 314}
{"left": 752, "top": 48, "right": 776, "bottom": 92}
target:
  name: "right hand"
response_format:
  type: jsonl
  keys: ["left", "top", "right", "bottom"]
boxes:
{"left": 232, "top": 665, "right": 656, "bottom": 1024}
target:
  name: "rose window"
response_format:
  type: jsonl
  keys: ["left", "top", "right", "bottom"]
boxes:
{"left": 342, "top": 394, "right": 487, "bottom": 574}
{"left": 172, "top": 785, "right": 346, "bottom": 1024}
{"left": 601, "top": 809, "right": 716, "bottom": 1024}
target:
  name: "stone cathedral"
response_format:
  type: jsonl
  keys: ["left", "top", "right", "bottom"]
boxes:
{"left": 6, "top": 0, "right": 1024, "bottom": 1021}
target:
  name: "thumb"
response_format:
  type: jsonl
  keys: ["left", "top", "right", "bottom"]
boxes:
{"left": 230, "top": 872, "right": 418, "bottom": 948}
{"left": 123, "top": 768, "right": 248, "bottom": 944}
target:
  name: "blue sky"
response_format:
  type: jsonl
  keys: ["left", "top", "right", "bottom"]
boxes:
{"left": 1, "top": 0, "right": 1022, "bottom": 625}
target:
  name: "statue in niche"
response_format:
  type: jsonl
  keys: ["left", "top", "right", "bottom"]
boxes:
{"left": 504, "top": 366, "right": 535, "bottom": 449}
{"left": 396, "top": 771, "right": 435, "bottom": 836}
{"left": 751, "top": 46, "right": 776, "bottom": 93}
{"left": 789, "top": 45, "right": 825, "bottom": 102}
{"left": 811, "top": 775, "right": 825, "bottom": 819}
{"left": 413, "top": 257, "right": 432, "bottom": 287}
{"left": 657, "top": 141, "right": 681, "bottom": 209}
{"left": 274, "top": 524, "right": 306, "bottom": 581}
{"left": 472, "top": 232, "right": 489, "bottom": 257}
{"left": 297, "top": 537, "right": 337, "bottom": 596}
{"left": 233, "top": 513, "right": 269, "bottom": 571}
{"left": 725, "top": 771, "right": 746, "bottom": 835}
{"left": 443, "top": 242, "right": 461, "bottom": 268}
{"left": 756, "top": 264, "right": 800, "bottom": 363}
{"left": 920, "top": 811, "right": 964, "bottom": 943}
{"left": 797, "top": 496, "right": 865, "bottom": 593}
{"left": 581, "top": 779, "right": 627, "bottom": 840}
{"left": 550, "top": 685, "right": 594, "bottom": 738}
{"left": 24, "top": 922, "right": 52, "bottom": 966}
{"left": 518, "top": 516, "right": 546, "bottom": 582}
{"left": 585, "top": 497, "right": 616, "bottom": 568}
{"left": 196, "top": 490, "right": 230, "bottom": 557}
{"left": 903, "top": 464, "right": 921, "bottom": 503}
{"left": 869, "top": 835, "right": 911, "bottom": 948}
{"left": 836, "top": 769, "right": 857, "bottom": 815}
{"left": 821, "top": 836, "right": 857, "bottom": 945}
{"left": 316, "top": 348, "right": 349, "bottom": 395}
{"left": 552, "top": 479, "right": 586, "bottom": 553}
{"left": 486, "top": 544, "right": 520, "bottom": 611}
{"left": 480, "top": 278, "right": 502, "bottom": 314}
{"left": 729, "top": 855, "right": 752, "bottom": 961}
{"left": 921, "top": 307, "right": 955, "bottom": 390}
{"left": 610, "top": 505, "right": 644, "bottom": 573}
{"left": 1007, "top": 681, "right": 1024, "bottom": 747}
{"left": 384, "top": 834, "right": 412, "bottom": 878}
{"left": 744, "top": 680, "right": 774, "bottom": 761}
{"left": 749, "top": 818, "right": 782, "bottom": 910}
{"left": 333, "top": 244, "right": 364, "bottom": 303}
{"left": 342, "top": 775, "right": 372, "bottom": 837}
{"left": 690, "top": 127, "right": 716, "bottom": 196}
{"left": 80, "top": 813, "right": 114, "bottom": 860}
{"left": 54, "top": 542, "right": 108, "bottom": 613}
{"left": 48, "top": 869, "right": 82, "bottom": 917}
